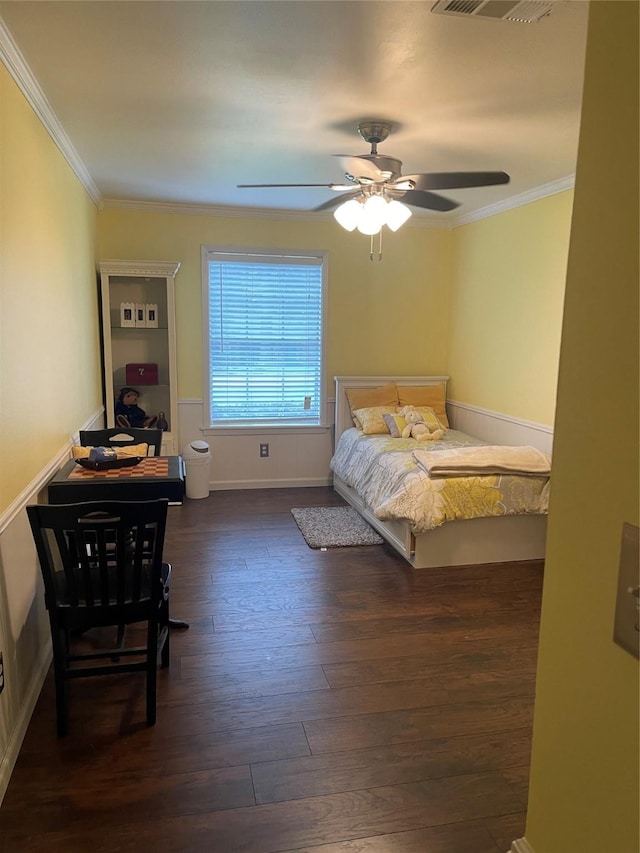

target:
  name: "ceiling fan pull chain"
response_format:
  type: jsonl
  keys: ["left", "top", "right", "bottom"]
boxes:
{"left": 369, "top": 230, "right": 383, "bottom": 262}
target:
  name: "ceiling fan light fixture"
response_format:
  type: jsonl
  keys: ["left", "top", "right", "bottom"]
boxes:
{"left": 357, "top": 194, "right": 388, "bottom": 235}
{"left": 385, "top": 200, "right": 412, "bottom": 231}
{"left": 334, "top": 198, "right": 363, "bottom": 231}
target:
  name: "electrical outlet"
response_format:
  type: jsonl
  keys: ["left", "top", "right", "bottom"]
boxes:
{"left": 0, "top": 651, "right": 4, "bottom": 694}
{"left": 260, "top": 443, "right": 269, "bottom": 458}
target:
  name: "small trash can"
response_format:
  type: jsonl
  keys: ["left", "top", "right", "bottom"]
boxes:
{"left": 182, "top": 440, "right": 211, "bottom": 499}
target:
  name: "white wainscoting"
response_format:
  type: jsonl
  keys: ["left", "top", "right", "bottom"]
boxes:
{"left": 0, "top": 407, "right": 104, "bottom": 805}
{"left": 178, "top": 399, "right": 336, "bottom": 491}
{"left": 177, "top": 398, "right": 553, "bottom": 491}
{"left": 447, "top": 400, "right": 554, "bottom": 455}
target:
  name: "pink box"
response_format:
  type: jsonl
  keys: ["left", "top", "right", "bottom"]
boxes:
{"left": 125, "top": 363, "right": 158, "bottom": 385}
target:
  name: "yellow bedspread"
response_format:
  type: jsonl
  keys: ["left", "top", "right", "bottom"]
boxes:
{"left": 330, "top": 428, "right": 551, "bottom": 533}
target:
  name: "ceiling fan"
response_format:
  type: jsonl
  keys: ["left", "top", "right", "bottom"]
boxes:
{"left": 237, "top": 120, "right": 510, "bottom": 214}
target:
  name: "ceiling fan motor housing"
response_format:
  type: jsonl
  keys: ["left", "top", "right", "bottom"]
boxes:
{"left": 346, "top": 154, "right": 403, "bottom": 184}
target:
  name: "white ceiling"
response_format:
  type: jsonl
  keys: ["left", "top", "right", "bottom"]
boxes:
{"left": 0, "top": 0, "right": 589, "bottom": 222}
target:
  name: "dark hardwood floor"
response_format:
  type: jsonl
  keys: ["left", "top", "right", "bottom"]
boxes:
{"left": 0, "top": 487, "right": 543, "bottom": 853}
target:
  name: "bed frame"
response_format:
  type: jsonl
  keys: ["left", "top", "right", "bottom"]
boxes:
{"left": 333, "top": 376, "right": 547, "bottom": 569}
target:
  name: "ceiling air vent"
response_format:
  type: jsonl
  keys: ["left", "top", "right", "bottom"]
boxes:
{"left": 431, "top": 0, "right": 553, "bottom": 22}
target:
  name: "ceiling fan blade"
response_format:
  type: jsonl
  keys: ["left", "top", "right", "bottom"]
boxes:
{"left": 399, "top": 171, "right": 510, "bottom": 191}
{"left": 393, "top": 189, "right": 460, "bottom": 212}
{"left": 237, "top": 183, "right": 353, "bottom": 190}
{"left": 313, "top": 189, "right": 361, "bottom": 212}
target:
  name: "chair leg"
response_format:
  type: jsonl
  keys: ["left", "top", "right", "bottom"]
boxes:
{"left": 111, "top": 623, "right": 126, "bottom": 662}
{"left": 53, "top": 628, "right": 70, "bottom": 737}
{"left": 159, "top": 596, "right": 170, "bottom": 668}
{"left": 146, "top": 618, "right": 159, "bottom": 726}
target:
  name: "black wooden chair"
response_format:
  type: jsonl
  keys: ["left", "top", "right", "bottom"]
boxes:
{"left": 27, "top": 499, "right": 171, "bottom": 736}
{"left": 79, "top": 427, "right": 163, "bottom": 457}
{"left": 77, "top": 428, "right": 189, "bottom": 633}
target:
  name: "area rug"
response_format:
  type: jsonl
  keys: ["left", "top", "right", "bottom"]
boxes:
{"left": 290, "top": 506, "right": 384, "bottom": 549}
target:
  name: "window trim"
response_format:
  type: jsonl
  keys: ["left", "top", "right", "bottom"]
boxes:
{"left": 200, "top": 244, "right": 329, "bottom": 430}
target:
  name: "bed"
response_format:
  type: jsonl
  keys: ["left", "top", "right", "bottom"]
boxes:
{"left": 331, "top": 376, "right": 550, "bottom": 569}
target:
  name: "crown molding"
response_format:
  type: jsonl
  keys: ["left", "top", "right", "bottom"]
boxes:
{"left": 0, "top": 17, "right": 102, "bottom": 205}
{"left": 100, "top": 197, "right": 452, "bottom": 229}
{"left": 454, "top": 175, "right": 575, "bottom": 226}
{"left": 101, "top": 177, "right": 575, "bottom": 227}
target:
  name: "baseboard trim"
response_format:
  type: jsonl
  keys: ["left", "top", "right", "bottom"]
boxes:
{"left": 211, "top": 476, "right": 332, "bottom": 491}
{"left": 0, "top": 643, "right": 52, "bottom": 806}
{"left": 511, "top": 837, "right": 536, "bottom": 853}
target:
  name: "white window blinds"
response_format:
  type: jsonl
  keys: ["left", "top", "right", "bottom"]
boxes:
{"left": 204, "top": 249, "right": 326, "bottom": 426}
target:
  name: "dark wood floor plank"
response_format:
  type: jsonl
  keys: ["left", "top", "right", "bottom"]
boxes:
{"left": 0, "top": 763, "right": 256, "bottom": 837}
{"left": 13, "top": 721, "right": 311, "bottom": 775}
{"left": 310, "top": 609, "right": 539, "bottom": 644}
{"left": 282, "top": 820, "right": 503, "bottom": 853}
{"left": 482, "top": 809, "right": 528, "bottom": 851}
{"left": 0, "top": 486, "right": 542, "bottom": 853}
{"left": 1, "top": 772, "right": 523, "bottom": 853}
{"left": 303, "top": 695, "right": 534, "bottom": 753}
{"left": 320, "top": 645, "right": 538, "bottom": 688}
{"left": 252, "top": 727, "right": 532, "bottom": 804}
{"left": 178, "top": 638, "right": 537, "bottom": 683}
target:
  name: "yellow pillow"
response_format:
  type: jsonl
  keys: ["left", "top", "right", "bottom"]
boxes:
{"left": 397, "top": 384, "right": 449, "bottom": 428}
{"left": 72, "top": 443, "right": 149, "bottom": 459}
{"left": 352, "top": 406, "right": 397, "bottom": 435}
{"left": 413, "top": 406, "right": 446, "bottom": 432}
{"left": 383, "top": 412, "right": 407, "bottom": 438}
{"left": 346, "top": 383, "right": 399, "bottom": 426}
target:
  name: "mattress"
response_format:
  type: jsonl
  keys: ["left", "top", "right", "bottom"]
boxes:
{"left": 330, "top": 428, "right": 550, "bottom": 534}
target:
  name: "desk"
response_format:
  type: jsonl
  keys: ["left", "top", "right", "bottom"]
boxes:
{"left": 49, "top": 456, "right": 185, "bottom": 505}
{"left": 48, "top": 455, "right": 187, "bottom": 629}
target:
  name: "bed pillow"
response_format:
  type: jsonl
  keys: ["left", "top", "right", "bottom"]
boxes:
{"left": 397, "top": 383, "right": 449, "bottom": 428}
{"left": 72, "top": 443, "right": 149, "bottom": 459}
{"left": 383, "top": 412, "right": 407, "bottom": 438}
{"left": 412, "top": 406, "right": 446, "bottom": 433}
{"left": 352, "top": 406, "right": 397, "bottom": 435}
{"left": 346, "top": 383, "right": 399, "bottom": 427}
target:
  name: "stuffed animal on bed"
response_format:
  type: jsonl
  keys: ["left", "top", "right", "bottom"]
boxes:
{"left": 398, "top": 405, "right": 444, "bottom": 442}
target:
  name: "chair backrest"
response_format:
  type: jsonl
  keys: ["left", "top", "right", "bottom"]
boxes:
{"left": 27, "top": 500, "right": 169, "bottom": 627}
{"left": 79, "top": 428, "right": 163, "bottom": 457}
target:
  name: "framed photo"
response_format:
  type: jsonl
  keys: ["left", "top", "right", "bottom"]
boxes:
{"left": 135, "top": 303, "right": 146, "bottom": 327}
{"left": 120, "top": 302, "right": 136, "bottom": 328}
{"left": 145, "top": 303, "right": 159, "bottom": 328}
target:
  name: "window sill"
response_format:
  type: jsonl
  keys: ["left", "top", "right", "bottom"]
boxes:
{"left": 202, "top": 424, "right": 331, "bottom": 437}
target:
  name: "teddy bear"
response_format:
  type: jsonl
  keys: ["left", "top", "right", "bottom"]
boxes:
{"left": 398, "top": 405, "right": 444, "bottom": 442}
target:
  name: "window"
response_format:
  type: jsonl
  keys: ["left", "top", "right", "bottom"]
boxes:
{"left": 202, "top": 246, "right": 327, "bottom": 428}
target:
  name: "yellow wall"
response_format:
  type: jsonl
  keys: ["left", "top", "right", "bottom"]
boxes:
{"left": 0, "top": 65, "right": 100, "bottom": 511}
{"left": 448, "top": 191, "right": 573, "bottom": 426}
{"left": 97, "top": 210, "right": 453, "bottom": 400}
{"left": 0, "top": 63, "right": 100, "bottom": 793}
{"left": 526, "top": 2, "right": 639, "bottom": 851}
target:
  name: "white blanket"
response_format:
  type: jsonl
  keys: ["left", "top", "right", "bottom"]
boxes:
{"left": 413, "top": 445, "right": 551, "bottom": 478}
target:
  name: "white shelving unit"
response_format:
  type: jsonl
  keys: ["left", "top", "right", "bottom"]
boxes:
{"left": 99, "top": 260, "right": 181, "bottom": 454}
